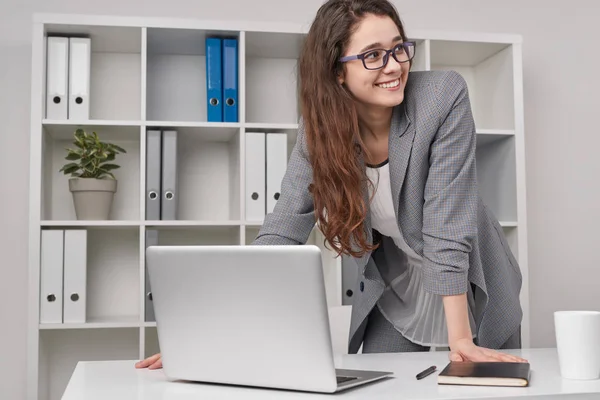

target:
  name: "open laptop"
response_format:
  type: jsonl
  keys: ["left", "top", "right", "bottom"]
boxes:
{"left": 145, "top": 244, "right": 393, "bottom": 393}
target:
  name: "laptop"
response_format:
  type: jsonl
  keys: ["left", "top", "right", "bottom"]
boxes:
{"left": 145, "top": 244, "right": 393, "bottom": 393}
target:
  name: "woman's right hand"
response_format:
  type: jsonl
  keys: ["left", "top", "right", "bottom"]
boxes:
{"left": 135, "top": 353, "right": 162, "bottom": 369}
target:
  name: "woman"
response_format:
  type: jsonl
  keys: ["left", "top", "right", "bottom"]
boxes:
{"left": 137, "top": 0, "right": 526, "bottom": 370}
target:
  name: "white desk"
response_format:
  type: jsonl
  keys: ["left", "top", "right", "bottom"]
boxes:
{"left": 62, "top": 348, "right": 600, "bottom": 399}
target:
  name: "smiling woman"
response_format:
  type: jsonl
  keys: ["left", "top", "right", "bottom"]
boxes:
{"left": 136, "top": 0, "right": 526, "bottom": 370}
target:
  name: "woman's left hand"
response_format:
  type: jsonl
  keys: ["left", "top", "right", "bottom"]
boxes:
{"left": 449, "top": 338, "right": 528, "bottom": 363}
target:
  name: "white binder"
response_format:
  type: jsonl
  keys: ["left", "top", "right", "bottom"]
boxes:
{"left": 266, "top": 133, "right": 288, "bottom": 214}
{"left": 45, "top": 37, "right": 69, "bottom": 120}
{"left": 68, "top": 37, "right": 91, "bottom": 120}
{"left": 146, "top": 130, "right": 162, "bottom": 220}
{"left": 63, "top": 230, "right": 87, "bottom": 324}
{"left": 245, "top": 132, "right": 266, "bottom": 221}
{"left": 161, "top": 130, "right": 178, "bottom": 220}
{"left": 40, "top": 230, "right": 64, "bottom": 324}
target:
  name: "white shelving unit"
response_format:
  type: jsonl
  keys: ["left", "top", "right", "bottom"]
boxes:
{"left": 28, "top": 14, "right": 529, "bottom": 400}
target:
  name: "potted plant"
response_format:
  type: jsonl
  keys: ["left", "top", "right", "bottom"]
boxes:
{"left": 59, "top": 128, "right": 127, "bottom": 220}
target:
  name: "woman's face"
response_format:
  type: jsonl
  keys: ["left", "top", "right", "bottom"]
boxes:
{"left": 339, "top": 14, "right": 410, "bottom": 110}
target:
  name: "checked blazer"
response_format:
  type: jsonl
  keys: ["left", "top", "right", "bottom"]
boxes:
{"left": 252, "top": 70, "right": 524, "bottom": 353}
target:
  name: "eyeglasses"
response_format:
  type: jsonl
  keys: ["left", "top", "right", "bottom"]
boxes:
{"left": 339, "top": 41, "right": 416, "bottom": 70}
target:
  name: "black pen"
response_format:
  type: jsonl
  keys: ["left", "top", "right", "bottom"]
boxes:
{"left": 416, "top": 365, "right": 437, "bottom": 380}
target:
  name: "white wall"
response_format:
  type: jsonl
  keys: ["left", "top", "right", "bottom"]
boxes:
{"left": 2, "top": 0, "right": 599, "bottom": 398}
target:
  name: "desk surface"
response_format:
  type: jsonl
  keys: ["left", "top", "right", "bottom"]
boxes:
{"left": 62, "top": 348, "right": 600, "bottom": 399}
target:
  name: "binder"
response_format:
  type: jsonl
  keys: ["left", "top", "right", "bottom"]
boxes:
{"left": 222, "top": 38, "right": 238, "bottom": 123}
{"left": 266, "top": 133, "right": 288, "bottom": 214}
{"left": 45, "top": 37, "right": 69, "bottom": 120}
{"left": 63, "top": 229, "right": 87, "bottom": 324}
{"left": 206, "top": 37, "right": 223, "bottom": 122}
{"left": 68, "top": 37, "right": 91, "bottom": 120}
{"left": 341, "top": 255, "right": 358, "bottom": 306}
{"left": 40, "top": 230, "right": 64, "bottom": 324}
{"left": 161, "top": 130, "right": 178, "bottom": 220}
{"left": 245, "top": 132, "right": 266, "bottom": 221}
{"left": 146, "top": 130, "right": 162, "bottom": 220}
{"left": 144, "top": 230, "right": 159, "bottom": 322}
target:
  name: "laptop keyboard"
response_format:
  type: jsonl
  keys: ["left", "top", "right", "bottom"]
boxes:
{"left": 337, "top": 376, "right": 358, "bottom": 384}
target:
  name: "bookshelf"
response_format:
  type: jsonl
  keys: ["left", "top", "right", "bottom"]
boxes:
{"left": 28, "top": 14, "right": 529, "bottom": 400}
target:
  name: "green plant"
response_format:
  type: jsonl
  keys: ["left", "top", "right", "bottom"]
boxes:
{"left": 59, "top": 128, "right": 127, "bottom": 179}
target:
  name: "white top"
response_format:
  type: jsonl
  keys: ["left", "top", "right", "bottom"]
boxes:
{"left": 366, "top": 161, "right": 477, "bottom": 347}
{"left": 61, "top": 348, "right": 600, "bottom": 400}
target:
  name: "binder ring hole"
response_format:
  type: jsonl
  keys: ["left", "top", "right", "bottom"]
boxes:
{"left": 226, "top": 98, "right": 235, "bottom": 106}
{"left": 70, "top": 293, "right": 79, "bottom": 302}
{"left": 47, "top": 294, "right": 56, "bottom": 302}
{"left": 147, "top": 292, "right": 153, "bottom": 301}
{"left": 165, "top": 191, "right": 174, "bottom": 200}
{"left": 274, "top": 192, "right": 280, "bottom": 200}
{"left": 75, "top": 97, "right": 83, "bottom": 104}
{"left": 210, "top": 98, "right": 219, "bottom": 106}
{"left": 346, "top": 289, "right": 353, "bottom": 297}
{"left": 251, "top": 192, "right": 259, "bottom": 200}
{"left": 53, "top": 96, "right": 61, "bottom": 104}
{"left": 149, "top": 191, "right": 157, "bottom": 200}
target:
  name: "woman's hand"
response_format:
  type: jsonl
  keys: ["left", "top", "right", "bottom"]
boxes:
{"left": 449, "top": 338, "right": 528, "bottom": 363}
{"left": 135, "top": 353, "right": 162, "bottom": 369}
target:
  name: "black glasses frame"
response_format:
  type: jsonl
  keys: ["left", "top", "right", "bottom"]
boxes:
{"left": 339, "top": 41, "right": 416, "bottom": 70}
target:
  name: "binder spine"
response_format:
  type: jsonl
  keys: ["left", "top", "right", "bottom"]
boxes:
{"left": 63, "top": 229, "right": 87, "bottom": 324}
{"left": 223, "top": 38, "right": 239, "bottom": 123}
{"left": 146, "top": 130, "right": 162, "bottom": 220}
{"left": 68, "top": 37, "right": 91, "bottom": 120}
{"left": 206, "top": 37, "right": 223, "bottom": 122}
{"left": 245, "top": 132, "right": 266, "bottom": 221}
{"left": 161, "top": 130, "right": 178, "bottom": 220}
{"left": 46, "top": 37, "right": 69, "bottom": 120}
{"left": 40, "top": 230, "right": 64, "bottom": 324}
{"left": 266, "top": 133, "right": 288, "bottom": 214}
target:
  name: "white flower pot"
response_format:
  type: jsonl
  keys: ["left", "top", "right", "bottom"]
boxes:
{"left": 69, "top": 178, "right": 118, "bottom": 220}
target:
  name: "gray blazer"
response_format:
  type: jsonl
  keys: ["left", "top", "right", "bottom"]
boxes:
{"left": 252, "top": 70, "right": 523, "bottom": 353}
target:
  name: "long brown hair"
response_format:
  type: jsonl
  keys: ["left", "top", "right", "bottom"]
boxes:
{"left": 299, "top": 0, "right": 409, "bottom": 257}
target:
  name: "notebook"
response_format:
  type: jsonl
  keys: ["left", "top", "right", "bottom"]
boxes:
{"left": 437, "top": 361, "right": 531, "bottom": 387}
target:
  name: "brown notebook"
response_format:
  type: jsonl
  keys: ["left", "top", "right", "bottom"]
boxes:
{"left": 437, "top": 361, "right": 531, "bottom": 387}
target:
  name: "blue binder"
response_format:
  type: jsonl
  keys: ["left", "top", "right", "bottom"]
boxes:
{"left": 222, "top": 38, "right": 239, "bottom": 123}
{"left": 206, "top": 37, "right": 223, "bottom": 122}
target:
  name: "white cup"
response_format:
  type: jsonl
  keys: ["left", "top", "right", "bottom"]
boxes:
{"left": 554, "top": 311, "right": 600, "bottom": 380}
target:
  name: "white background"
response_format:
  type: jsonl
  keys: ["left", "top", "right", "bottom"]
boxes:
{"left": 1, "top": 0, "right": 599, "bottom": 398}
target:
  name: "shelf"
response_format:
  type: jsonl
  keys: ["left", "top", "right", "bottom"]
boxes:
{"left": 146, "top": 121, "right": 240, "bottom": 141}
{"left": 39, "top": 328, "right": 139, "bottom": 400}
{"left": 144, "top": 220, "right": 242, "bottom": 227}
{"left": 150, "top": 127, "right": 240, "bottom": 221}
{"left": 146, "top": 28, "right": 240, "bottom": 122}
{"left": 86, "top": 228, "right": 141, "bottom": 322}
{"left": 144, "top": 326, "right": 160, "bottom": 359}
{"left": 245, "top": 31, "right": 305, "bottom": 59}
{"left": 245, "top": 32, "right": 301, "bottom": 124}
{"left": 42, "top": 220, "right": 141, "bottom": 227}
{"left": 477, "top": 129, "right": 515, "bottom": 136}
{"left": 430, "top": 40, "right": 514, "bottom": 131}
{"left": 41, "top": 126, "right": 141, "bottom": 221}
{"left": 476, "top": 134, "right": 517, "bottom": 222}
{"left": 43, "top": 25, "right": 142, "bottom": 121}
{"left": 39, "top": 316, "right": 141, "bottom": 330}
{"left": 411, "top": 39, "right": 429, "bottom": 72}
{"left": 31, "top": 16, "right": 529, "bottom": 400}
{"left": 42, "top": 120, "right": 141, "bottom": 141}
{"left": 148, "top": 225, "right": 240, "bottom": 245}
